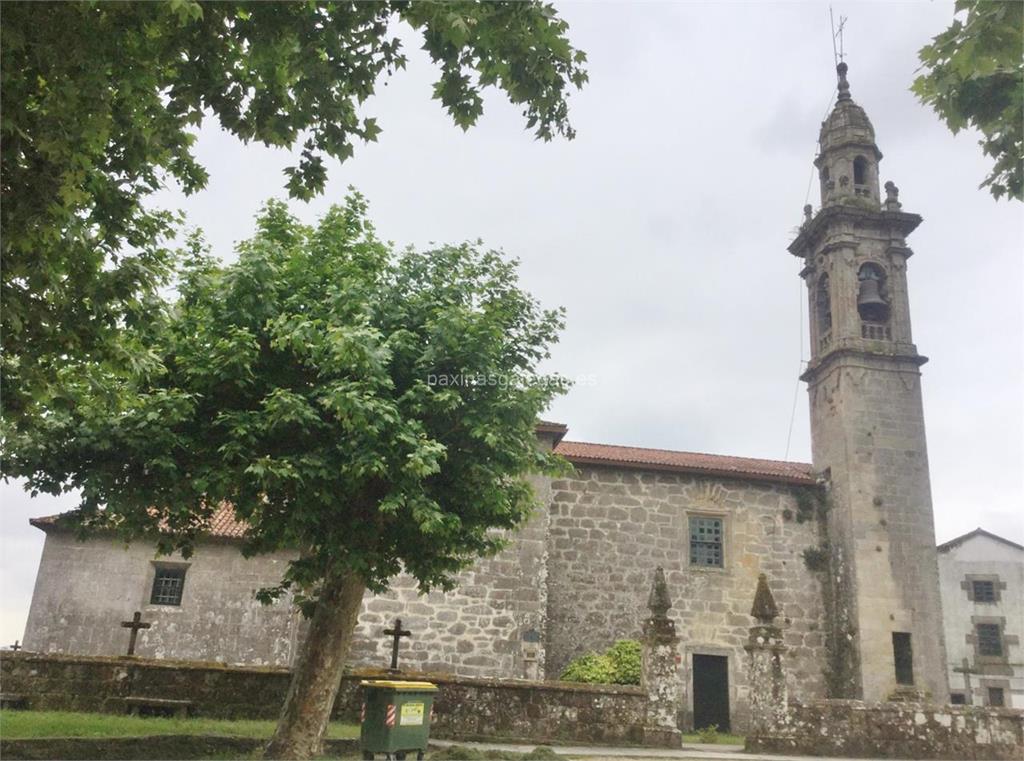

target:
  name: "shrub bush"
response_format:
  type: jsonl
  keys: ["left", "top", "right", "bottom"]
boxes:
{"left": 696, "top": 724, "right": 720, "bottom": 744}
{"left": 559, "top": 639, "right": 641, "bottom": 685}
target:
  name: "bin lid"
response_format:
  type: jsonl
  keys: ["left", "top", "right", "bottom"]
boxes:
{"left": 359, "top": 680, "right": 438, "bottom": 691}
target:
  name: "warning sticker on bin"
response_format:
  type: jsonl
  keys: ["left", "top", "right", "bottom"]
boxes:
{"left": 400, "top": 702, "right": 424, "bottom": 726}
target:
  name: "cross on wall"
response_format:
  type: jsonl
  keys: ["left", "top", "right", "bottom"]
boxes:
{"left": 121, "top": 611, "right": 152, "bottom": 656}
{"left": 383, "top": 617, "right": 411, "bottom": 673}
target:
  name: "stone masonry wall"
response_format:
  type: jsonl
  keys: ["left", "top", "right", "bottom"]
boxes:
{"left": 747, "top": 699, "right": 1024, "bottom": 760}
{"left": 23, "top": 517, "right": 549, "bottom": 680}
{"left": 23, "top": 451, "right": 555, "bottom": 682}
{"left": 349, "top": 497, "right": 550, "bottom": 679}
{"left": 544, "top": 464, "right": 828, "bottom": 732}
{"left": 1, "top": 652, "right": 647, "bottom": 745}
{"left": 20, "top": 457, "right": 833, "bottom": 724}
{"left": 808, "top": 352, "right": 949, "bottom": 702}
{"left": 22, "top": 532, "right": 299, "bottom": 666}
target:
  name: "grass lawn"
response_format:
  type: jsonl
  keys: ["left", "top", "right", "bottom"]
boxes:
{"left": 0, "top": 709, "right": 359, "bottom": 740}
{"left": 680, "top": 732, "right": 745, "bottom": 746}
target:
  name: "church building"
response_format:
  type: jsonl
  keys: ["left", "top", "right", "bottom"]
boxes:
{"left": 21, "top": 64, "right": 950, "bottom": 732}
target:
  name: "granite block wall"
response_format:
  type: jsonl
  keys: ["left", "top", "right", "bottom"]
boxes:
{"left": 20, "top": 459, "right": 834, "bottom": 732}
{"left": 747, "top": 699, "right": 1024, "bottom": 760}
{"left": 1, "top": 652, "right": 647, "bottom": 745}
{"left": 543, "top": 464, "right": 828, "bottom": 732}
{"left": 349, "top": 477, "right": 550, "bottom": 680}
{"left": 808, "top": 352, "right": 948, "bottom": 701}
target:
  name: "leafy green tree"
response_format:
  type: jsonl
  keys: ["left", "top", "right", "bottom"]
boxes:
{"left": 0, "top": 0, "right": 587, "bottom": 429}
{"left": 913, "top": 0, "right": 1023, "bottom": 201}
{"left": 4, "top": 195, "right": 568, "bottom": 758}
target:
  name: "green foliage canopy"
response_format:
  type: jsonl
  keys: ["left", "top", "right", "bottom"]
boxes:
{"left": 0, "top": 0, "right": 587, "bottom": 427}
{"left": 559, "top": 639, "right": 642, "bottom": 685}
{"left": 913, "top": 0, "right": 1023, "bottom": 201}
{"left": 4, "top": 195, "right": 569, "bottom": 603}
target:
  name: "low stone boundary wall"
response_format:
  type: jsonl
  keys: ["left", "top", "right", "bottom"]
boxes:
{"left": 1, "top": 652, "right": 647, "bottom": 745}
{"left": 746, "top": 699, "right": 1024, "bottom": 760}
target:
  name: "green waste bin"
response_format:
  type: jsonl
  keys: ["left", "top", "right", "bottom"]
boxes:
{"left": 359, "top": 680, "right": 438, "bottom": 760}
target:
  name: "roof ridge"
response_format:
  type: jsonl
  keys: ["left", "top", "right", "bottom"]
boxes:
{"left": 937, "top": 527, "right": 1024, "bottom": 553}
{"left": 557, "top": 439, "right": 812, "bottom": 468}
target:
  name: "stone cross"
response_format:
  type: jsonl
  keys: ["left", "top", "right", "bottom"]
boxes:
{"left": 10, "top": 640, "right": 21, "bottom": 652}
{"left": 121, "top": 611, "right": 151, "bottom": 656}
{"left": 383, "top": 618, "right": 411, "bottom": 673}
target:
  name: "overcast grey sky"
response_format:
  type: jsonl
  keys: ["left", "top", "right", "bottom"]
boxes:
{"left": 3, "top": 1, "right": 1022, "bottom": 646}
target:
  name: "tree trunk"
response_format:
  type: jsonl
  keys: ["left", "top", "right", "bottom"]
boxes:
{"left": 265, "top": 570, "right": 366, "bottom": 760}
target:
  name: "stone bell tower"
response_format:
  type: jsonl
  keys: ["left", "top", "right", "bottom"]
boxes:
{"left": 788, "top": 63, "right": 948, "bottom": 702}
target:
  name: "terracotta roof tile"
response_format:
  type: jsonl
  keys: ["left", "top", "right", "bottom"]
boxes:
{"left": 30, "top": 441, "right": 816, "bottom": 539}
{"left": 204, "top": 503, "right": 248, "bottom": 538}
{"left": 554, "top": 440, "right": 815, "bottom": 485}
{"left": 30, "top": 503, "right": 248, "bottom": 540}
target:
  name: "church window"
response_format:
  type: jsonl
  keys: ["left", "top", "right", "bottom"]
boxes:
{"left": 150, "top": 566, "right": 187, "bottom": 606}
{"left": 892, "top": 632, "right": 914, "bottom": 685}
{"left": 853, "top": 155, "right": 868, "bottom": 185}
{"left": 689, "top": 517, "right": 724, "bottom": 568}
{"left": 972, "top": 580, "right": 996, "bottom": 603}
{"left": 988, "top": 687, "right": 1005, "bottom": 707}
{"left": 950, "top": 692, "right": 967, "bottom": 705}
{"left": 976, "top": 623, "right": 1003, "bottom": 657}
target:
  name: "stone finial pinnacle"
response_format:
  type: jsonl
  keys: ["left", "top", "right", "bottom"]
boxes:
{"left": 836, "top": 61, "right": 851, "bottom": 102}
{"left": 750, "top": 573, "right": 779, "bottom": 623}
{"left": 647, "top": 566, "right": 672, "bottom": 619}
{"left": 884, "top": 180, "right": 902, "bottom": 210}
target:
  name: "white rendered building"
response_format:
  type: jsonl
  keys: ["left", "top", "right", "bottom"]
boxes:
{"left": 938, "top": 528, "right": 1024, "bottom": 708}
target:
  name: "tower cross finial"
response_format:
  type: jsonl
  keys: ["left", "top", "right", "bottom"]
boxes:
{"left": 830, "top": 6, "right": 848, "bottom": 67}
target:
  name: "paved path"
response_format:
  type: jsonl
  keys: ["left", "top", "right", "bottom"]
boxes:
{"left": 431, "top": 738, "right": 896, "bottom": 761}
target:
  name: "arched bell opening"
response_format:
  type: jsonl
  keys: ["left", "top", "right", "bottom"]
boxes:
{"left": 857, "top": 262, "right": 891, "bottom": 338}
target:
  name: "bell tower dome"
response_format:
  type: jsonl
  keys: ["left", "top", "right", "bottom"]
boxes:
{"left": 788, "top": 64, "right": 949, "bottom": 703}
{"left": 815, "top": 62, "right": 883, "bottom": 208}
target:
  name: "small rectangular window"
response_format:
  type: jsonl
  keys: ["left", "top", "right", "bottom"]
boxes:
{"left": 976, "top": 624, "right": 1003, "bottom": 657}
{"left": 950, "top": 692, "right": 966, "bottom": 705}
{"left": 150, "top": 566, "right": 186, "bottom": 606}
{"left": 689, "top": 517, "right": 723, "bottom": 568}
{"left": 892, "top": 632, "right": 914, "bottom": 686}
{"left": 972, "top": 580, "right": 996, "bottom": 603}
{"left": 988, "top": 687, "right": 1005, "bottom": 707}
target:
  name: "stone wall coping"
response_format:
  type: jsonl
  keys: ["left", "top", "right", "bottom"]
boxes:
{"left": 2, "top": 651, "right": 646, "bottom": 697}
{"left": 3, "top": 650, "right": 291, "bottom": 676}
{"left": 790, "top": 697, "right": 1024, "bottom": 717}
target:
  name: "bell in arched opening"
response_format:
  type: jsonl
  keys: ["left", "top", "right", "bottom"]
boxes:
{"left": 857, "top": 263, "right": 889, "bottom": 323}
